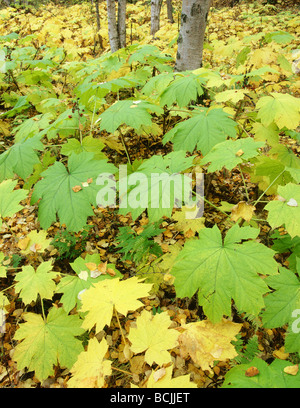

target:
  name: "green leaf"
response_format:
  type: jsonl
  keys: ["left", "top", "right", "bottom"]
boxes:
{"left": 31, "top": 151, "right": 117, "bottom": 232}
{"left": 201, "top": 137, "right": 264, "bottom": 172}
{"left": 261, "top": 267, "right": 300, "bottom": 328}
{"left": 159, "top": 73, "right": 204, "bottom": 108}
{"left": 264, "top": 31, "right": 294, "bottom": 44}
{"left": 56, "top": 253, "right": 122, "bottom": 313}
{"left": 256, "top": 93, "right": 300, "bottom": 130}
{"left": 13, "top": 113, "right": 53, "bottom": 143}
{"left": 222, "top": 357, "right": 300, "bottom": 388}
{"left": 3, "top": 95, "right": 30, "bottom": 118}
{"left": 60, "top": 135, "right": 106, "bottom": 160}
{"left": 99, "top": 100, "right": 163, "bottom": 133}
{"left": 0, "top": 179, "right": 28, "bottom": 228}
{"left": 0, "top": 135, "right": 44, "bottom": 181}
{"left": 118, "top": 151, "right": 195, "bottom": 222}
{"left": 14, "top": 261, "right": 59, "bottom": 305}
{"left": 170, "top": 224, "right": 278, "bottom": 322}
{"left": 163, "top": 108, "right": 237, "bottom": 155}
{"left": 265, "top": 183, "right": 300, "bottom": 238}
{"left": 13, "top": 307, "right": 85, "bottom": 381}
{"left": 246, "top": 156, "right": 294, "bottom": 196}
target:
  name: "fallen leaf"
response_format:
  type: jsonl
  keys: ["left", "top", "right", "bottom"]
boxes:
{"left": 235, "top": 149, "right": 244, "bottom": 157}
{"left": 284, "top": 364, "right": 299, "bottom": 376}
{"left": 178, "top": 319, "right": 242, "bottom": 372}
{"left": 18, "top": 236, "right": 30, "bottom": 251}
{"left": 231, "top": 201, "right": 256, "bottom": 222}
{"left": 153, "top": 367, "right": 166, "bottom": 382}
{"left": 72, "top": 185, "right": 82, "bottom": 193}
{"left": 245, "top": 366, "right": 260, "bottom": 377}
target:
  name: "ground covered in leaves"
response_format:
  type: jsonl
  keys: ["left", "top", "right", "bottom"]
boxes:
{"left": 0, "top": 0, "right": 300, "bottom": 388}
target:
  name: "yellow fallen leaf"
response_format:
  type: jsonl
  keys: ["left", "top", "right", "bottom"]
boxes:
{"left": 231, "top": 201, "right": 256, "bottom": 222}
{"left": 18, "top": 236, "right": 31, "bottom": 251}
{"left": 67, "top": 337, "right": 112, "bottom": 388}
{"left": 128, "top": 309, "right": 179, "bottom": 366}
{"left": 284, "top": 364, "right": 299, "bottom": 376}
{"left": 131, "top": 364, "right": 197, "bottom": 388}
{"left": 273, "top": 347, "right": 289, "bottom": 360}
{"left": 80, "top": 277, "right": 152, "bottom": 333}
{"left": 178, "top": 319, "right": 242, "bottom": 372}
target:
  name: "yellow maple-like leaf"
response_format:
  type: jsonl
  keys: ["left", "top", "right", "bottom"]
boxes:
{"left": 67, "top": 337, "right": 112, "bottom": 388}
{"left": 131, "top": 364, "right": 197, "bottom": 388}
{"left": 80, "top": 277, "right": 152, "bottom": 333}
{"left": 178, "top": 319, "right": 242, "bottom": 372}
{"left": 230, "top": 201, "right": 256, "bottom": 222}
{"left": 172, "top": 206, "right": 205, "bottom": 234}
{"left": 128, "top": 310, "right": 179, "bottom": 366}
{"left": 215, "top": 89, "right": 247, "bottom": 104}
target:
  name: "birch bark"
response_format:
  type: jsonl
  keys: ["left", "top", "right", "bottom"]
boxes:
{"left": 175, "top": 0, "right": 211, "bottom": 71}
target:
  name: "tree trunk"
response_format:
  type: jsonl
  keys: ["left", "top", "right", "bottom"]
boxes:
{"left": 175, "top": 0, "right": 211, "bottom": 71}
{"left": 106, "top": 0, "right": 119, "bottom": 52}
{"left": 150, "top": 0, "right": 163, "bottom": 37}
{"left": 95, "top": 0, "right": 101, "bottom": 32}
{"left": 106, "top": 0, "right": 126, "bottom": 53}
{"left": 117, "top": 0, "right": 126, "bottom": 49}
{"left": 166, "top": 0, "right": 174, "bottom": 24}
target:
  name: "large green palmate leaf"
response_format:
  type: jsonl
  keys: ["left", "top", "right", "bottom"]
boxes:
{"left": 117, "top": 151, "right": 195, "bottom": 222}
{"left": 13, "top": 307, "right": 85, "bottom": 381}
{"left": 0, "top": 179, "right": 28, "bottom": 228}
{"left": 265, "top": 183, "right": 300, "bottom": 238}
{"left": 163, "top": 107, "right": 237, "bottom": 155}
{"left": 262, "top": 267, "right": 300, "bottom": 329}
{"left": 201, "top": 137, "right": 264, "bottom": 172}
{"left": 159, "top": 72, "right": 205, "bottom": 108}
{"left": 0, "top": 135, "right": 44, "bottom": 182}
{"left": 222, "top": 357, "right": 300, "bottom": 388}
{"left": 170, "top": 224, "right": 278, "bottom": 322}
{"left": 31, "top": 151, "right": 117, "bottom": 232}
{"left": 99, "top": 99, "right": 163, "bottom": 133}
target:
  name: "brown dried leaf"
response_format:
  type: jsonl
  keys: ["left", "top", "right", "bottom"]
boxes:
{"left": 72, "top": 185, "right": 82, "bottom": 193}
{"left": 245, "top": 366, "right": 259, "bottom": 377}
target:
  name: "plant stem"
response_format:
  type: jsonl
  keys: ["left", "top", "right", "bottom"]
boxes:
{"left": 119, "top": 130, "right": 131, "bottom": 165}
{"left": 40, "top": 297, "right": 46, "bottom": 321}
{"left": 114, "top": 307, "right": 127, "bottom": 345}
{"left": 111, "top": 366, "right": 133, "bottom": 376}
{"left": 238, "top": 164, "right": 250, "bottom": 201}
{"left": 192, "top": 190, "right": 233, "bottom": 220}
{"left": 253, "top": 169, "right": 285, "bottom": 207}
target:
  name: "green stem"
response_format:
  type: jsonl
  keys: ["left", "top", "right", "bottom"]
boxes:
{"left": 192, "top": 190, "right": 233, "bottom": 221}
{"left": 238, "top": 164, "right": 250, "bottom": 202}
{"left": 40, "top": 297, "right": 46, "bottom": 321}
{"left": 253, "top": 169, "right": 285, "bottom": 207}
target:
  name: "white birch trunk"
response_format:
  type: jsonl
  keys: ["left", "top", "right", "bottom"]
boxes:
{"left": 150, "top": 0, "right": 163, "bottom": 37}
{"left": 117, "top": 0, "right": 126, "bottom": 49}
{"left": 106, "top": 0, "right": 120, "bottom": 53}
{"left": 175, "top": 0, "right": 211, "bottom": 71}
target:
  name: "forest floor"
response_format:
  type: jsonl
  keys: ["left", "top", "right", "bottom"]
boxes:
{"left": 0, "top": 0, "right": 299, "bottom": 388}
